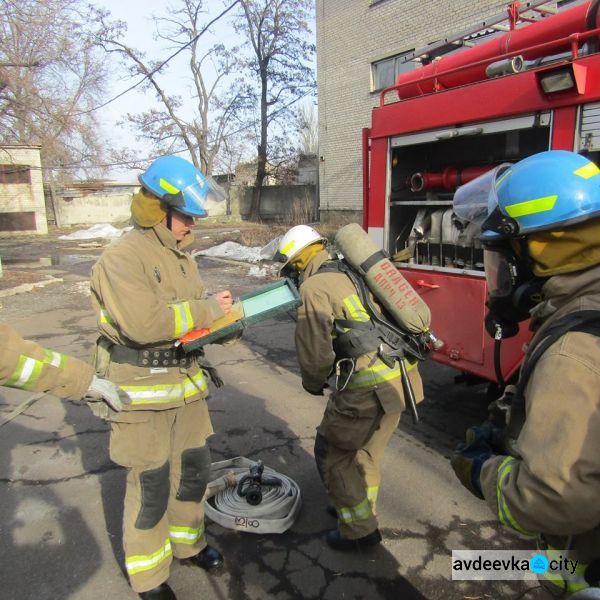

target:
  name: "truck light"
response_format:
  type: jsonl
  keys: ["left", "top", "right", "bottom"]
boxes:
{"left": 535, "top": 62, "right": 586, "bottom": 95}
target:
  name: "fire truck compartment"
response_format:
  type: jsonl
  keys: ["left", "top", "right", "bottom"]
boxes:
{"left": 385, "top": 113, "right": 551, "bottom": 268}
{"left": 381, "top": 113, "right": 552, "bottom": 382}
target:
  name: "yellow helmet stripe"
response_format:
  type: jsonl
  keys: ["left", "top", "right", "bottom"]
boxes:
{"left": 159, "top": 178, "right": 180, "bottom": 194}
{"left": 280, "top": 240, "right": 295, "bottom": 256}
{"left": 504, "top": 195, "right": 557, "bottom": 218}
{"left": 574, "top": 161, "right": 600, "bottom": 179}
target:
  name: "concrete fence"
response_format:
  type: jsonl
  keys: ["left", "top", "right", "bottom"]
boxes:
{"left": 231, "top": 184, "right": 318, "bottom": 222}
{"left": 38, "top": 182, "right": 319, "bottom": 228}
{"left": 46, "top": 184, "right": 138, "bottom": 227}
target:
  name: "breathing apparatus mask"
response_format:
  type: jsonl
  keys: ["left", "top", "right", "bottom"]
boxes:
{"left": 278, "top": 260, "right": 300, "bottom": 287}
{"left": 453, "top": 164, "right": 546, "bottom": 339}
{"left": 482, "top": 239, "right": 545, "bottom": 338}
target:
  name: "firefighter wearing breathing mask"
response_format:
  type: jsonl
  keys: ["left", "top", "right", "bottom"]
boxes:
{"left": 451, "top": 150, "right": 600, "bottom": 597}
{"left": 277, "top": 225, "right": 424, "bottom": 552}
{"left": 89, "top": 156, "right": 234, "bottom": 600}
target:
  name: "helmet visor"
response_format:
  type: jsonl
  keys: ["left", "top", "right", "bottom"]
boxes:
{"left": 178, "top": 175, "right": 226, "bottom": 218}
{"left": 453, "top": 163, "right": 512, "bottom": 226}
{"left": 483, "top": 248, "right": 514, "bottom": 298}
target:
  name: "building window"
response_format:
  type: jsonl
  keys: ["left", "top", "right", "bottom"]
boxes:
{"left": 0, "top": 164, "right": 31, "bottom": 184}
{"left": 371, "top": 52, "right": 415, "bottom": 92}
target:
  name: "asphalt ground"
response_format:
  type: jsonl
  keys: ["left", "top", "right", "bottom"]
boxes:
{"left": 0, "top": 226, "right": 548, "bottom": 600}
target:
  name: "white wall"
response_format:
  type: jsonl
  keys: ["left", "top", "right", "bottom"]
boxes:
{"left": 53, "top": 187, "right": 136, "bottom": 226}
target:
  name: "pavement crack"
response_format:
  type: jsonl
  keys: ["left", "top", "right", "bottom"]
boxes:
{"left": 0, "top": 463, "right": 123, "bottom": 486}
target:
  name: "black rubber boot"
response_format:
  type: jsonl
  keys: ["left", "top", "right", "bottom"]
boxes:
{"left": 139, "top": 582, "right": 176, "bottom": 600}
{"left": 325, "top": 528, "right": 382, "bottom": 551}
{"left": 185, "top": 545, "right": 224, "bottom": 571}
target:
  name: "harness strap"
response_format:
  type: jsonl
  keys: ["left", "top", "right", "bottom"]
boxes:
{"left": 509, "top": 310, "right": 600, "bottom": 437}
{"left": 360, "top": 250, "right": 388, "bottom": 273}
{"left": 316, "top": 260, "right": 424, "bottom": 363}
{"left": 517, "top": 310, "right": 600, "bottom": 396}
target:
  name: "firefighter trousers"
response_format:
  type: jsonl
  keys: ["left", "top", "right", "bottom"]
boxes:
{"left": 314, "top": 388, "right": 400, "bottom": 539}
{"left": 109, "top": 399, "right": 214, "bottom": 593}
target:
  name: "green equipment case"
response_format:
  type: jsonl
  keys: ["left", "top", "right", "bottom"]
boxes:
{"left": 181, "top": 277, "right": 301, "bottom": 353}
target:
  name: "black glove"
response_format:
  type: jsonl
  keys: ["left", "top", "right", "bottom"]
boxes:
{"left": 193, "top": 351, "right": 225, "bottom": 388}
{"left": 203, "top": 365, "right": 224, "bottom": 388}
{"left": 450, "top": 422, "right": 498, "bottom": 499}
{"left": 302, "top": 381, "right": 328, "bottom": 396}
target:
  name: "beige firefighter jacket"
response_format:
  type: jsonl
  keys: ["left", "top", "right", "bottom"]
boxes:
{"left": 480, "top": 263, "right": 600, "bottom": 593}
{"left": 89, "top": 223, "right": 225, "bottom": 415}
{"left": 295, "top": 250, "right": 423, "bottom": 411}
{"left": 0, "top": 323, "right": 93, "bottom": 400}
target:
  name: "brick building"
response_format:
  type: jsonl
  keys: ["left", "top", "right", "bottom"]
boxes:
{"left": 315, "top": 0, "right": 564, "bottom": 223}
{"left": 0, "top": 145, "right": 47, "bottom": 235}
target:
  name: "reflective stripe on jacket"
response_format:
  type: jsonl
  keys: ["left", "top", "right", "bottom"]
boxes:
{"left": 120, "top": 369, "right": 208, "bottom": 408}
{"left": 542, "top": 545, "right": 590, "bottom": 595}
{"left": 0, "top": 323, "right": 93, "bottom": 400}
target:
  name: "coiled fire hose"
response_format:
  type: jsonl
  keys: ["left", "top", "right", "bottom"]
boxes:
{"left": 204, "top": 456, "right": 301, "bottom": 534}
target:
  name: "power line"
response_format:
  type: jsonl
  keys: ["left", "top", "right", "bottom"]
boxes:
{"left": 1, "top": 148, "right": 188, "bottom": 174}
{"left": 5, "top": 90, "right": 314, "bottom": 174}
{"left": 74, "top": 0, "right": 241, "bottom": 117}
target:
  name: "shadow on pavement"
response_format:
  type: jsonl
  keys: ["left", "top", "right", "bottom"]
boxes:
{"left": 0, "top": 390, "right": 102, "bottom": 598}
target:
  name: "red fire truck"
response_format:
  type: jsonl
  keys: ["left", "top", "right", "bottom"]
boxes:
{"left": 363, "top": 0, "right": 600, "bottom": 384}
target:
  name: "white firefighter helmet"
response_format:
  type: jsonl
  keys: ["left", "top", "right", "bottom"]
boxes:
{"left": 277, "top": 225, "right": 326, "bottom": 267}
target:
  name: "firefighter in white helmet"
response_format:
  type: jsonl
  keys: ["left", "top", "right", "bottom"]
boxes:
{"left": 89, "top": 156, "right": 234, "bottom": 600}
{"left": 451, "top": 150, "right": 600, "bottom": 596}
{"left": 1, "top": 323, "right": 125, "bottom": 410}
{"left": 278, "top": 224, "right": 424, "bottom": 550}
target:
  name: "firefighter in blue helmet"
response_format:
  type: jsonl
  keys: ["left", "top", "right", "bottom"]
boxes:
{"left": 90, "top": 155, "right": 234, "bottom": 600}
{"left": 452, "top": 150, "right": 600, "bottom": 597}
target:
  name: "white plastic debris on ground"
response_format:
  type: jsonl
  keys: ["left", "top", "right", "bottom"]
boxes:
{"left": 59, "top": 224, "right": 129, "bottom": 240}
{"left": 247, "top": 265, "right": 268, "bottom": 278}
{"left": 194, "top": 241, "right": 263, "bottom": 263}
{"left": 194, "top": 237, "right": 283, "bottom": 278}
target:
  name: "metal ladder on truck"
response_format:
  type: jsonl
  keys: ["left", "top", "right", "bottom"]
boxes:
{"left": 401, "top": 0, "right": 563, "bottom": 67}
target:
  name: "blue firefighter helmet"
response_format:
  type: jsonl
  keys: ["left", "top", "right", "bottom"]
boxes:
{"left": 139, "top": 155, "right": 225, "bottom": 218}
{"left": 482, "top": 151, "right": 600, "bottom": 238}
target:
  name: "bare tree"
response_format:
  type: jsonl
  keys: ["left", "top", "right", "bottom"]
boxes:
{"left": 297, "top": 101, "right": 318, "bottom": 155}
{"left": 236, "top": 0, "right": 315, "bottom": 221}
{"left": 100, "top": 0, "right": 251, "bottom": 176}
{"left": 0, "top": 0, "right": 114, "bottom": 181}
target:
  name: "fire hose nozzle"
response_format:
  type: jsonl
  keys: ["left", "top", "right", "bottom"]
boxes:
{"left": 236, "top": 460, "right": 283, "bottom": 506}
